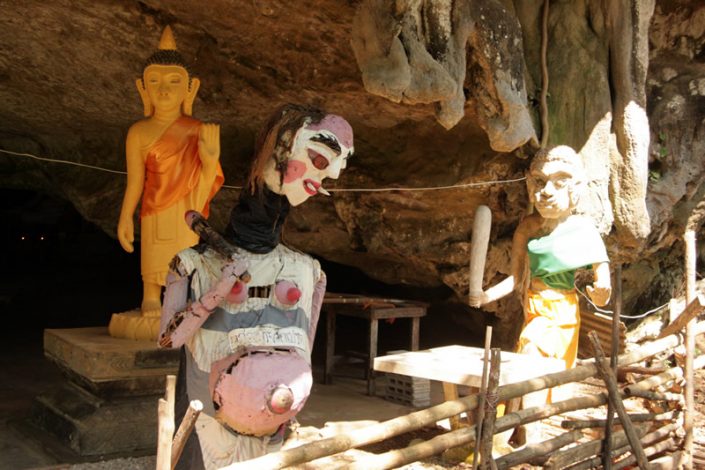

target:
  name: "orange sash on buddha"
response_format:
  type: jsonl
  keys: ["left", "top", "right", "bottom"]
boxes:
{"left": 140, "top": 116, "right": 224, "bottom": 218}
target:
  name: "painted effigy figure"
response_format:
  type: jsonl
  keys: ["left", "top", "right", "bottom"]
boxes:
{"left": 470, "top": 145, "right": 611, "bottom": 435}
{"left": 159, "top": 104, "right": 353, "bottom": 469}
{"left": 112, "top": 26, "right": 224, "bottom": 341}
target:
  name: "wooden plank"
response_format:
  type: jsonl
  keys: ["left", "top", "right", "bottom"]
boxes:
{"left": 374, "top": 345, "right": 564, "bottom": 388}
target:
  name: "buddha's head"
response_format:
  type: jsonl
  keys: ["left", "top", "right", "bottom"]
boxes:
{"left": 247, "top": 104, "right": 354, "bottom": 206}
{"left": 526, "top": 145, "right": 585, "bottom": 219}
{"left": 137, "top": 26, "right": 199, "bottom": 117}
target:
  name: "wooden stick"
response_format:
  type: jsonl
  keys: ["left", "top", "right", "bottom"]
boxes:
{"left": 614, "top": 438, "right": 678, "bottom": 470}
{"left": 496, "top": 429, "right": 582, "bottom": 469}
{"left": 624, "top": 366, "right": 683, "bottom": 395}
{"left": 646, "top": 450, "right": 684, "bottom": 469}
{"left": 544, "top": 423, "right": 648, "bottom": 470}
{"left": 604, "top": 264, "right": 622, "bottom": 470}
{"left": 625, "top": 388, "right": 685, "bottom": 404}
{"left": 472, "top": 325, "right": 493, "bottom": 470}
{"left": 658, "top": 294, "right": 705, "bottom": 339}
{"left": 589, "top": 331, "right": 650, "bottom": 470}
{"left": 220, "top": 325, "right": 705, "bottom": 470}
{"left": 468, "top": 205, "right": 492, "bottom": 303}
{"left": 561, "top": 411, "right": 677, "bottom": 429}
{"left": 156, "top": 375, "right": 176, "bottom": 470}
{"left": 684, "top": 209, "right": 701, "bottom": 470}
{"left": 564, "top": 421, "right": 680, "bottom": 470}
{"left": 618, "top": 365, "right": 669, "bottom": 375}
{"left": 341, "top": 393, "right": 609, "bottom": 470}
{"left": 171, "top": 399, "right": 203, "bottom": 470}
{"left": 479, "top": 348, "right": 500, "bottom": 470}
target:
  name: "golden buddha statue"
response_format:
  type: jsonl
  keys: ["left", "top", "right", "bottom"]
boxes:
{"left": 109, "top": 26, "right": 224, "bottom": 341}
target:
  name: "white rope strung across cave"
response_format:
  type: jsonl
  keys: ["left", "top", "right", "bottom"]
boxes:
{"left": 0, "top": 147, "right": 526, "bottom": 192}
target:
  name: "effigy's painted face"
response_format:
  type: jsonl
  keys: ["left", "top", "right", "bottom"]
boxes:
{"left": 143, "top": 64, "right": 189, "bottom": 113}
{"left": 266, "top": 114, "right": 354, "bottom": 206}
{"left": 527, "top": 160, "right": 575, "bottom": 219}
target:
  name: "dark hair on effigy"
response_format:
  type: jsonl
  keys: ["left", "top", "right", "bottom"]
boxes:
{"left": 247, "top": 104, "right": 327, "bottom": 194}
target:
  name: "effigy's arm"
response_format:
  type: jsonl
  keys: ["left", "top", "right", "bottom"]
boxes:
{"left": 307, "top": 272, "right": 327, "bottom": 350}
{"left": 472, "top": 215, "right": 538, "bottom": 306}
{"left": 587, "top": 261, "right": 612, "bottom": 307}
{"left": 117, "top": 126, "right": 145, "bottom": 253}
{"left": 159, "top": 258, "right": 249, "bottom": 349}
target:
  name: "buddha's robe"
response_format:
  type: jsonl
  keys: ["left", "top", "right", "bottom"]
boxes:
{"left": 140, "top": 117, "right": 224, "bottom": 285}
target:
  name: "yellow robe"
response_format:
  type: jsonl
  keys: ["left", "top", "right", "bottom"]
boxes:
{"left": 140, "top": 117, "right": 224, "bottom": 285}
{"left": 518, "top": 287, "right": 580, "bottom": 370}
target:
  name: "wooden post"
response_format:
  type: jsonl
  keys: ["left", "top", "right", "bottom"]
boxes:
{"left": 479, "top": 348, "right": 500, "bottom": 470}
{"left": 683, "top": 194, "right": 705, "bottom": 470}
{"left": 684, "top": 230, "right": 697, "bottom": 470}
{"left": 156, "top": 375, "right": 176, "bottom": 470}
{"left": 604, "top": 264, "right": 622, "bottom": 469}
{"left": 472, "top": 325, "right": 493, "bottom": 469}
{"left": 171, "top": 399, "right": 203, "bottom": 470}
{"left": 588, "top": 332, "right": 649, "bottom": 470}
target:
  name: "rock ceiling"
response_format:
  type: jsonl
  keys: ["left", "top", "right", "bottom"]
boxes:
{"left": 1, "top": 0, "right": 704, "bottom": 344}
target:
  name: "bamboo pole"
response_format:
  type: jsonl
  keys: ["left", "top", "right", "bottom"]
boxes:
{"left": 624, "top": 366, "right": 683, "bottom": 395}
{"left": 589, "top": 331, "right": 649, "bottom": 470}
{"left": 341, "top": 393, "right": 609, "bottom": 470}
{"left": 619, "top": 365, "right": 669, "bottom": 375}
{"left": 156, "top": 375, "right": 176, "bottom": 470}
{"left": 472, "top": 325, "right": 492, "bottom": 470}
{"left": 561, "top": 411, "right": 677, "bottom": 429}
{"left": 683, "top": 196, "right": 704, "bottom": 470}
{"left": 496, "top": 429, "right": 582, "bottom": 469}
{"left": 626, "top": 389, "right": 685, "bottom": 404}
{"left": 221, "top": 324, "right": 705, "bottom": 470}
{"left": 479, "top": 348, "right": 500, "bottom": 470}
{"left": 604, "top": 264, "right": 622, "bottom": 470}
{"left": 171, "top": 399, "right": 203, "bottom": 470}
{"left": 684, "top": 233, "right": 696, "bottom": 469}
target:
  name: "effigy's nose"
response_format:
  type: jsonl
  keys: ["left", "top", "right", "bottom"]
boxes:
{"left": 267, "top": 385, "right": 294, "bottom": 414}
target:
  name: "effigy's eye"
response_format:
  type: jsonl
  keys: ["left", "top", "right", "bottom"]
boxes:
{"left": 308, "top": 150, "right": 329, "bottom": 170}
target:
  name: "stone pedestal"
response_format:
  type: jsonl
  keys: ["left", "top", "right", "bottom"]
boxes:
{"left": 30, "top": 326, "right": 179, "bottom": 457}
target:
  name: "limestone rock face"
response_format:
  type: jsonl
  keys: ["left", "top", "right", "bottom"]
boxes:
{"left": 0, "top": 0, "right": 704, "bottom": 346}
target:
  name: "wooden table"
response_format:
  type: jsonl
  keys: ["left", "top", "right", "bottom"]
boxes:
{"left": 323, "top": 293, "right": 428, "bottom": 396}
{"left": 374, "top": 345, "right": 565, "bottom": 427}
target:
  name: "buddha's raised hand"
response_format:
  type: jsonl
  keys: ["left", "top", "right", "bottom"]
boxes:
{"left": 198, "top": 123, "right": 220, "bottom": 167}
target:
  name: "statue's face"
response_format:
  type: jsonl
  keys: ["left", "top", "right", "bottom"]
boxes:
{"left": 143, "top": 64, "right": 189, "bottom": 113}
{"left": 265, "top": 114, "right": 353, "bottom": 206}
{"left": 527, "top": 160, "right": 574, "bottom": 219}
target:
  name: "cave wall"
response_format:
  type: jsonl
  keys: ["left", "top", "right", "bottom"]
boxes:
{"left": 0, "top": 0, "right": 704, "bottom": 347}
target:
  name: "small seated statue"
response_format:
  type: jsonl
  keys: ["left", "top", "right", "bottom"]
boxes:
{"left": 110, "top": 26, "right": 224, "bottom": 341}
{"left": 159, "top": 104, "right": 353, "bottom": 468}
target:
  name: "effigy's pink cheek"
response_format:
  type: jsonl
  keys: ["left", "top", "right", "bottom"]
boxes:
{"left": 283, "top": 161, "right": 307, "bottom": 183}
